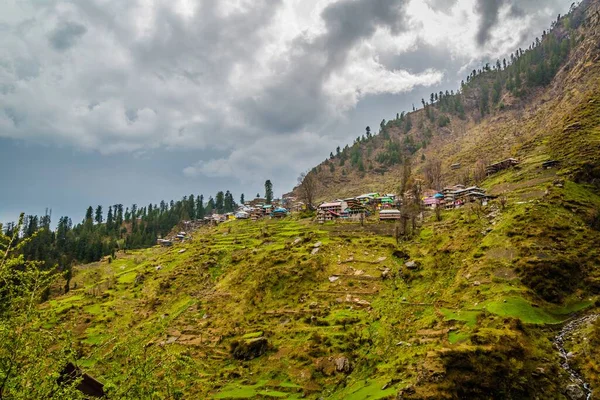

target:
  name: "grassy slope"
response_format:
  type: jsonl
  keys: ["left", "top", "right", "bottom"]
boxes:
{"left": 44, "top": 168, "right": 600, "bottom": 398}
{"left": 43, "top": 4, "right": 600, "bottom": 399}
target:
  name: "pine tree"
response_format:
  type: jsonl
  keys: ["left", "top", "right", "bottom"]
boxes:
{"left": 265, "top": 180, "right": 273, "bottom": 205}
{"left": 240, "top": 194, "right": 245, "bottom": 205}
{"left": 94, "top": 205, "right": 103, "bottom": 224}
{"left": 215, "top": 191, "right": 225, "bottom": 214}
{"left": 107, "top": 206, "right": 114, "bottom": 231}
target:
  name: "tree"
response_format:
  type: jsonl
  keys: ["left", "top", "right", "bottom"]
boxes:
{"left": 94, "top": 205, "right": 103, "bottom": 225}
{"left": 424, "top": 158, "right": 443, "bottom": 190}
{"left": 215, "top": 191, "right": 225, "bottom": 214}
{"left": 264, "top": 180, "right": 273, "bottom": 205}
{"left": 0, "top": 214, "right": 82, "bottom": 398}
{"left": 297, "top": 171, "right": 318, "bottom": 210}
{"left": 106, "top": 206, "right": 114, "bottom": 231}
{"left": 224, "top": 190, "right": 234, "bottom": 213}
{"left": 365, "top": 126, "right": 371, "bottom": 138}
{"left": 336, "top": 146, "right": 341, "bottom": 156}
{"left": 85, "top": 206, "right": 93, "bottom": 222}
{"left": 196, "top": 195, "right": 205, "bottom": 219}
{"left": 473, "top": 160, "right": 487, "bottom": 184}
{"left": 240, "top": 194, "right": 245, "bottom": 205}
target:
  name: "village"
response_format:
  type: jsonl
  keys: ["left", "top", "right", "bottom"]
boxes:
{"left": 157, "top": 158, "right": 525, "bottom": 245}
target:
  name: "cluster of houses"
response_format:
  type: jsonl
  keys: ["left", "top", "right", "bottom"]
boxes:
{"left": 155, "top": 158, "right": 521, "bottom": 242}
{"left": 317, "top": 184, "right": 495, "bottom": 223}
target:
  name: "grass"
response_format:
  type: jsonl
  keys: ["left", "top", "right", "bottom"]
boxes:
{"left": 484, "top": 297, "right": 587, "bottom": 324}
{"left": 329, "top": 379, "right": 397, "bottom": 400}
{"left": 40, "top": 176, "right": 600, "bottom": 398}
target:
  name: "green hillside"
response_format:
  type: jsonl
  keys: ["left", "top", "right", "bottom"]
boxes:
{"left": 39, "top": 167, "right": 600, "bottom": 398}
{"left": 2, "top": 1, "right": 600, "bottom": 399}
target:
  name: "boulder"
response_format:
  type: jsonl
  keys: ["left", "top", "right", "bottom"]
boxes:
{"left": 334, "top": 356, "right": 352, "bottom": 373}
{"left": 565, "top": 384, "right": 586, "bottom": 400}
{"left": 392, "top": 250, "right": 410, "bottom": 260}
{"left": 381, "top": 268, "right": 391, "bottom": 280}
{"left": 405, "top": 261, "right": 419, "bottom": 270}
{"left": 313, "top": 241, "right": 322, "bottom": 248}
{"left": 311, "top": 247, "right": 320, "bottom": 255}
{"left": 230, "top": 337, "right": 269, "bottom": 361}
{"left": 376, "top": 256, "right": 387, "bottom": 263}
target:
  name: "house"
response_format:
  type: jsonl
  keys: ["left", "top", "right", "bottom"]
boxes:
{"left": 379, "top": 209, "right": 402, "bottom": 221}
{"left": 344, "top": 198, "right": 368, "bottom": 217}
{"left": 356, "top": 193, "right": 379, "bottom": 204}
{"left": 235, "top": 211, "right": 249, "bottom": 219}
{"left": 423, "top": 193, "right": 444, "bottom": 208}
{"left": 317, "top": 201, "right": 348, "bottom": 223}
{"left": 376, "top": 196, "right": 395, "bottom": 208}
{"left": 542, "top": 160, "right": 559, "bottom": 169}
{"left": 271, "top": 207, "right": 288, "bottom": 219}
{"left": 443, "top": 186, "right": 488, "bottom": 209}
{"left": 59, "top": 362, "right": 105, "bottom": 398}
{"left": 157, "top": 239, "right": 173, "bottom": 247}
{"left": 486, "top": 158, "right": 520, "bottom": 175}
{"left": 249, "top": 197, "right": 267, "bottom": 207}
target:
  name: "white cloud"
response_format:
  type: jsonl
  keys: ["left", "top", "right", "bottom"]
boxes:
{"left": 0, "top": 0, "right": 571, "bottom": 187}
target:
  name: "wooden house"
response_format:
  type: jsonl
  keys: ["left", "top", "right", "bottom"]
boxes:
{"left": 486, "top": 158, "right": 519, "bottom": 175}
{"left": 379, "top": 209, "right": 402, "bottom": 221}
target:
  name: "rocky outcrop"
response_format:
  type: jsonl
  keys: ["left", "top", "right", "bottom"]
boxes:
{"left": 230, "top": 337, "right": 269, "bottom": 361}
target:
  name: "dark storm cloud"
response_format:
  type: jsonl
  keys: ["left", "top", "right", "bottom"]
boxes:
{"left": 475, "top": 0, "right": 505, "bottom": 46}
{"left": 241, "top": 0, "right": 410, "bottom": 134}
{"left": 48, "top": 21, "right": 87, "bottom": 50}
{"left": 475, "top": 0, "right": 569, "bottom": 46}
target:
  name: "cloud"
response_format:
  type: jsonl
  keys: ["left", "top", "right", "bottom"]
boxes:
{"left": 0, "top": 0, "right": 572, "bottom": 192}
{"left": 48, "top": 21, "right": 87, "bottom": 50}
{"left": 474, "top": 0, "right": 568, "bottom": 47}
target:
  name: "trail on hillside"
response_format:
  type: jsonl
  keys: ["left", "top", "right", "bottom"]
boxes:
{"left": 554, "top": 314, "right": 599, "bottom": 400}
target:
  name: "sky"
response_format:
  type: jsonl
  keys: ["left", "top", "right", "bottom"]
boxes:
{"left": 0, "top": 0, "right": 573, "bottom": 224}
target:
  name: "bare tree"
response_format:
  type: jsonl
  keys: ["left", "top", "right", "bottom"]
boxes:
{"left": 297, "top": 171, "right": 318, "bottom": 210}
{"left": 424, "top": 158, "right": 443, "bottom": 190}
{"left": 473, "top": 159, "right": 487, "bottom": 185}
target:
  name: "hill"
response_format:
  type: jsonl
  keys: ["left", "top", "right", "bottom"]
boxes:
{"left": 296, "top": 0, "right": 600, "bottom": 203}
{"left": 2, "top": 1, "right": 600, "bottom": 399}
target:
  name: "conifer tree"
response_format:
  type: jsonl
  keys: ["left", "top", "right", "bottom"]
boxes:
{"left": 265, "top": 180, "right": 273, "bottom": 205}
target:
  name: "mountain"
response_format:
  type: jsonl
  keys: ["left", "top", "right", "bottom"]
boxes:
{"left": 3, "top": 1, "right": 600, "bottom": 399}
{"left": 297, "top": 0, "right": 600, "bottom": 203}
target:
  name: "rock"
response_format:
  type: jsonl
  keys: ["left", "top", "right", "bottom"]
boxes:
{"left": 566, "top": 351, "right": 575, "bottom": 359}
{"left": 392, "top": 250, "right": 410, "bottom": 260}
{"left": 155, "top": 265, "right": 162, "bottom": 271}
{"left": 381, "top": 268, "right": 391, "bottom": 280}
{"left": 311, "top": 247, "right": 320, "bottom": 255}
{"left": 354, "top": 269, "right": 365, "bottom": 276}
{"left": 230, "top": 337, "right": 269, "bottom": 361}
{"left": 329, "top": 276, "right": 340, "bottom": 283}
{"left": 313, "top": 241, "right": 322, "bottom": 248}
{"left": 178, "top": 249, "right": 186, "bottom": 254}
{"left": 376, "top": 256, "right": 387, "bottom": 263}
{"left": 405, "top": 261, "right": 418, "bottom": 270}
{"left": 565, "top": 384, "right": 586, "bottom": 400}
{"left": 334, "top": 356, "right": 352, "bottom": 373}
{"left": 473, "top": 281, "right": 481, "bottom": 286}
{"left": 292, "top": 237, "right": 302, "bottom": 246}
